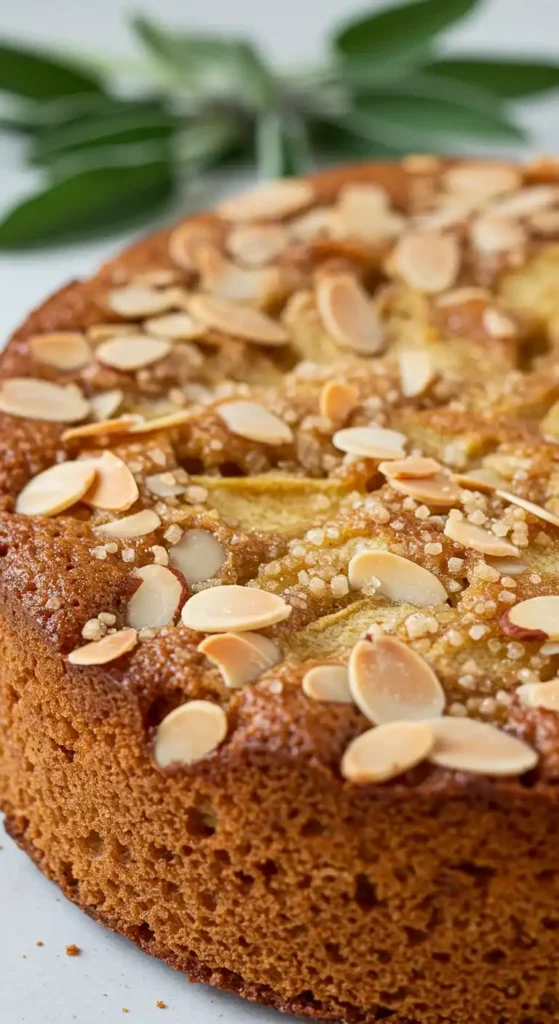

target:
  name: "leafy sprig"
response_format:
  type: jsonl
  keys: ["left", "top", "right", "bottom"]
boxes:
{"left": 1, "top": 0, "right": 558, "bottom": 248}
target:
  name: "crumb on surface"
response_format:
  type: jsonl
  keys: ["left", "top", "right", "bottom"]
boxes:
{"left": 156, "top": 1001, "right": 167, "bottom": 1009}
{"left": 65, "top": 944, "right": 82, "bottom": 957}
{"left": 36, "top": 941, "right": 44, "bottom": 947}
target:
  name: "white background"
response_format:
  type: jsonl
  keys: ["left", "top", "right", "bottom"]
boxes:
{"left": 1, "top": 1, "right": 559, "bottom": 1021}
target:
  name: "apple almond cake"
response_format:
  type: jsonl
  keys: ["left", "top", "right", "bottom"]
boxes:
{"left": 3, "top": 158, "right": 559, "bottom": 1024}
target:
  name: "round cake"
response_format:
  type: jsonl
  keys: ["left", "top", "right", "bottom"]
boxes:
{"left": 3, "top": 158, "right": 559, "bottom": 1024}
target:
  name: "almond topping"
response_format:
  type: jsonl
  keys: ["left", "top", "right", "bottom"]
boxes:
{"left": 62, "top": 416, "right": 138, "bottom": 443}
{"left": 94, "top": 509, "right": 161, "bottom": 539}
{"left": 29, "top": 331, "right": 92, "bottom": 371}
{"left": 444, "top": 517, "right": 518, "bottom": 557}
{"left": 333, "top": 426, "right": 406, "bottom": 460}
{"left": 302, "top": 664, "right": 353, "bottom": 703}
{"left": 518, "top": 679, "right": 559, "bottom": 711}
{"left": 319, "top": 380, "right": 359, "bottom": 423}
{"left": 15, "top": 460, "right": 96, "bottom": 517}
{"left": 106, "top": 285, "right": 179, "bottom": 318}
{"left": 169, "top": 219, "right": 223, "bottom": 270}
{"left": 349, "top": 637, "right": 445, "bottom": 725}
{"left": 391, "top": 232, "right": 460, "bottom": 293}
{"left": 526, "top": 208, "right": 559, "bottom": 235}
{"left": 379, "top": 456, "right": 441, "bottom": 479}
{"left": 453, "top": 468, "right": 502, "bottom": 493}
{"left": 348, "top": 550, "right": 448, "bottom": 607}
{"left": 126, "top": 564, "right": 187, "bottom": 629}
{"left": 442, "top": 163, "right": 521, "bottom": 202}
{"left": 169, "top": 529, "right": 227, "bottom": 585}
{"left": 217, "top": 401, "right": 293, "bottom": 445}
{"left": 146, "top": 472, "right": 188, "bottom": 498}
{"left": 144, "top": 312, "right": 206, "bottom": 339}
{"left": 68, "top": 628, "right": 137, "bottom": 666}
{"left": 290, "top": 206, "right": 340, "bottom": 241}
{"left": 485, "top": 555, "right": 526, "bottom": 576}
{"left": 490, "top": 184, "right": 559, "bottom": 218}
{"left": 154, "top": 700, "right": 227, "bottom": 768}
{"left": 188, "top": 294, "right": 288, "bottom": 346}
{"left": 428, "top": 717, "right": 538, "bottom": 776}
{"left": 90, "top": 389, "right": 123, "bottom": 421}
{"left": 389, "top": 472, "right": 462, "bottom": 509}
{"left": 96, "top": 335, "right": 171, "bottom": 372}
{"left": 316, "top": 273, "right": 385, "bottom": 355}
{"left": 398, "top": 349, "right": 435, "bottom": 398}
{"left": 181, "top": 585, "right": 292, "bottom": 633}
{"left": 82, "top": 451, "right": 139, "bottom": 512}
{"left": 0, "top": 378, "right": 90, "bottom": 423}
{"left": 128, "top": 411, "right": 191, "bottom": 435}
{"left": 482, "top": 308, "right": 518, "bottom": 338}
{"left": 341, "top": 721, "right": 434, "bottom": 784}
{"left": 497, "top": 490, "right": 559, "bottom": 530}
{"left": 217, "top": 179, "right": 314, "bottom": 222}
{"left": 470, "top": 215, "right": 525, "bottom": 254}
{"left": 227, "top": 223, "right": 290, "bottom": 266}
{"left": 503, "top": 596, "right": 559, "bottom": 641}
{"left": 196, "top": 243, "right": 283, "bottom": 304}
{"left": 198, "top": 631, "right": 280, "bottom": 689}
{"left": 337, "top": 183, "right": 406, "bottom": 242}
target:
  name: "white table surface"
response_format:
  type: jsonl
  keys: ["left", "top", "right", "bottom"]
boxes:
{"left": 2, "top": 1, "right": 559, "bottom": 1021}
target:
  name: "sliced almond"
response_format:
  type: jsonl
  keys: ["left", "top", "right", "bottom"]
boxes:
{"left": 379, "top": 456, "right": 441, "bottom": 479}
{"left": 145, "top": 472, "right": 188, "bottom": 498}
{"left": 196, "top": 243, "right": 283, "bottom": 304}
{"left": 82, "top": 451, "right": 139, "bottom": 512}
{"left": 169, "top": 219, "right": 223, "bottom": 271}
{"left": 126, "top": 564, "right": 186, "bottom": 629}
{"left": 398, "top": 349, "right": 435, "bottom": 398}
{"left": 337, "top": 184, "right": 406, "bottom": 242}
{"left": 391, "top": 232, "right": 460, "bottom": 293}
{"left": 227, "top": 223, "right": 290, "bottom": 266}
{"left": 68, "top": 628, "right": 137, "bottom": 666}
{"left": 290, "top": 206, "right": 340, "bottom": 241}
{"left": 87, "top": 323, "right": 138, "bottom": 342}
{"left": 349, "top": 637, "right": 445, "bottom": 725}
{"left": 436, "top": 286, "right": 491, "bottom": 308}
{"left": 217, "top": 401, "right": 293, "bottom": 446}
{"left": 132, "top": 268, "right": 182, "bottom": 287}
{"left": 482, "top": 307, "right": 518, "bottom": 339}
{"left": 94, "top": 509, "right": 161, "bottom": 539}
{"left": 105, "top": 284, "right": 180, "bottom": 318}
{"left": 341, "top": 720, "right": 434, "bottom": 784}
{"left": 96, "top": 335, "right": 171, "bottom": 372}
{"left": 485, "top": 555, "right": 527, "bottom": 576}
{"left": 144, "top": 312, "right": 206, "bottom": 340}
{"left": 503, "top": 596, "right": 559, "bottom": 642}
{"left": 348, "top": 550, "right": 448, "bottom": 607}
{"left": 198, "top": 631, "right": 280, "bottom": 689}
{"left": 316, "top": 274, "right": 385, "bottom": 356}
{"left": 442, "top": 163, "right": 521, "bottom": 203}
{"left": 526, "top": 208, "right": 559, "bottom": 235}
{"left": 497, "top": 490, "right": 559, "bottom": 530}
{"left": 319, "top": 380, "right": 359, "bottom": 423}
{"left": 29, "top": 331, "right": 92, "bottom": 371}
{"left": 181, "top": 584, "right": 292, "bottom": 633}
{"left": 518, "top": 679, "right": 559, "bottom": 711}
{"left": 490, "top": 184, "right": 559, "bottom": 218}
{"left": 0, "top": 378, "right": 90, "bottom": 424}
{"left": 15, "top": 460, "right": 96, "bottom": 517}
{"left": 169, "top": 528, "right": 227, "bottom": 585}
{"left": 90, "top": 389, "right": 123, "bottom": 421}
{"left": 414, "top": 203, "right": 472, "bottom": 233}
{"left": 389, "top": 472, "right": 462, "bottom": 509}
{"left": 444, "top": 516, "right": 518, "bottom": 557}
{"left": 470, "top": 215, "right": 525, "bottom": 254}
{"left": 453, "top": 468, "right": 502, "bottom": 493}
{"left": 302, "top": 664, "right": 353, "bottom": 703}
{"left": 129, "top": 411, "right": 191, "bottom": 435}
{"left": 154, "top": 700, "right": 227, "bottom": 768}
{"left": 62, "top": 416, "right": 138, "bottom": 443}
{"left": 333, "top": 426, "right": 406, "bottom": 460}
{"left": 188, "top": 294, "right": 288, "bottom": 346}
{"left": 428, "top": 717, "right": 537, "bottom": 776}
{"left": 217, "top": 179, "right": 314, "bottom": 222}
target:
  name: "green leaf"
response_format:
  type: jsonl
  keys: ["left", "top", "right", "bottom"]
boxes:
{"left": 333, "top": 0, "right": 480, "bottom": 66}
{"left": 311, "top": 117, "right": 405, "bottom": 160}
{"left": 174, "top": 117, "right": 244, "bottom": 171}
{"left": 29, "top": 108, "right": 180, "bottom": 166}
{"left": 425, "top": 56, "right": 559, "bottom": 98}
{"left": 256, "top": 112, "right": 313, "bottom": 178}
{"left": 0, "top": 42, "right": 103, "bottom": 100}
{"left": 0, "top": 154, "right": 173, "bottom": 248}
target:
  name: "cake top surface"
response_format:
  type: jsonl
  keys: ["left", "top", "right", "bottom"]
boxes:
{"left": 4, "top": 156, "right": 559, "bottom": 789}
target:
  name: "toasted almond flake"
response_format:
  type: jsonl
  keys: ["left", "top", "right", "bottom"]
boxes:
{"left": 402, "top": 154, "right": 442, "bottom": 173}
{"left": 82, "top": 451, "right": 139, "bottom": 512}
{"left": 398, "top": 349, "right": 435, "bottom": 398}
{"left": 436, "top": 286, "right": 490, "bottom": 308}
{"left": 442, "top": 163, "right": 521, "bottom": 202}
{"left": 504, "top": 596, "right": 559, "bottom": 641}
{"left": 188, "top": 294, "right": 288, "bottom": 346}
{"left": 428, "top": 717, "right": 537, "bottom": 775}
{"left": 126, "top": 564, "right": 186, "bottom": 629}
{"left": 290, "top": 206, "right": 340, "bottom": 241}
{"left": 90, "top": 389, "right": 123, "bottom": 421}
{"left": 145, "top": 472, "right": 188, "bottom": 498}
{"left": 414, "top": 203, "right": 472, "bottom": 233}
{"left": 316, "top": 273, "right": 385, "bottom": 356}
{"left": 0, "top": 378, "right": 90, "bottom": 424}
{"left": 198, "top": 631, "right": 280, "bottom": 689}
{"left": 482, "top": 307, "right": 518, "bottom": 339}
{"left": 106, "top": 285, "right": 179, "bottom": 318}
{"left": 541, "top": 641, "right": 559, "bottom": 656}
{"left": 94, "top": 509, "right": 161, "bottom": 539}
{"left": 196, "top": 243, "right": 283, "bottom": 304}
{"left": 62, "top": 416, "right": 138, "bottom": 443}
{"left": 227, "top": 223, "right": 290, "bottom": 266}
{"left": 337, "top": 184, "right": 406, "bottom": 242}
{"left": 129, "top": 410, "right": 191, "bottom": 435}
{"left": 348, "top": 550, "right": 448, "bottom": 606}
{"left": 319, "top": 380, "right": 359, "bottom": 423}
{"left": 96, "top": 335, "right": 171, "bottom": 372}
{"left": 144, "top": 312, "right": 205, "bottom": 339}
{"left": 341, "top": 721, "right": 434, "bottom": 784}
{"left": 217, "top": 401, "right": 293, "bottom": 445}
{"left": 518, "top": 679, "right": 559, "bottom": 711}
{"left": 453, "top": 468, "right": 502, "bottom": 493}
{"left": 527, "top": 208, "right": 559, "bottom": 235}
{"left": 380, "top": 456, "right": 441, "bottom": 480}
{"left": 349, "top": 637, "right": 445, "bottom": 725}
{"left": 181, "top": 584, "right": 291, "bottom": 633}
{"left": 29, "top": 331, "right": 92, "bottom": 371}
{"left": 485, "top": 555, "right": 527, "bottom": 576}
{"left": 389, "top": 472, "right": 462, "bottom": 509}
{"left": 68, "top": 628, "right": 137, "bottom": 666}
{"left": 391, "top": 232, "right": 460, "bottom": 294}
{"left": 87, "top": 323, "right": 138, "bottom": 342}
{"left": 169, "top": 528, "right": 227, "bottom": 585}
{"left": 132, "top": 268, "right": 182, "bottom": 287}
{"left": 154, "top": 700, "right": 227, "bottom": 768}
{"left": 217, "top": 179, "right": 314, "bottom": 222}
{"left": 15, "top": 460, "right": 96, "bottom": 517}
{"left": 302, "top": 664, "right": 352, "bottom": 703}
{"left": 490, "top": 184, "right": 559, "bottom": 218}
{"left": 169, "top": 219, "right": 223, "bottom": 270}
{"left": 469, "top": 215, "right": 525, "bottom": 254}
{"left": 444, "top": 517, "right": 518, "bottom": 557}
{"left": 497, "top": 490, "right": 559, "bottom": 530}
{"left": 333, "top": 426, "right": 406, "bottom": 460}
